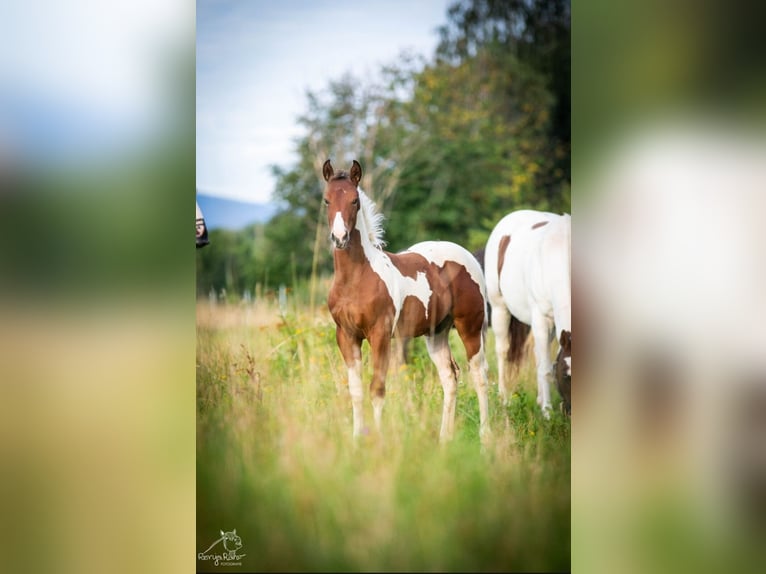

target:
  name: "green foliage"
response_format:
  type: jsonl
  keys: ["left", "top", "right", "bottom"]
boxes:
{"left": 198, "top": 0, "right": 570, "bottom": 296}
{"left": 197, "top": 300, "right": 570, "bottom": 571}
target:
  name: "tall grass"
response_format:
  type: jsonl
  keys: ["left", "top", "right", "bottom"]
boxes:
{"left": 196, "top": 296, "right": 570, "bottom": 572}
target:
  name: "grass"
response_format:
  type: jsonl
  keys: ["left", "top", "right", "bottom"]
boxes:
{"left": 196, "top": 294, "right": 570, "bottom": 572}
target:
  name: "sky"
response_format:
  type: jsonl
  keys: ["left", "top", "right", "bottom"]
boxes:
{"left": 196, "top": 0, "right": 453, "bottom": 204}
{"left": 0, "top": 0, "right": 193, "bottom": 166}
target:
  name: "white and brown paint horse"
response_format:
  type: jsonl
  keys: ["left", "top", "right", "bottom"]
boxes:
{"left": 484, "top": 210, "right": 571, "bottom": 416}
{"left": 322, "top": 159, "right": 490, "bottom": 444}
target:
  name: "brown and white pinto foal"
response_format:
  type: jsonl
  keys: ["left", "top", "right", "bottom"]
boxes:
{"left": 322, "top": 159, "right": 490, "bottom": 444}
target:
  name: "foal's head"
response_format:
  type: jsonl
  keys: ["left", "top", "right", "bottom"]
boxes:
{"left": 556, "top": 329, "right": 572, "bottom": 416}
{"left": 322, "top": 159, "right": 362, "bottom": 250}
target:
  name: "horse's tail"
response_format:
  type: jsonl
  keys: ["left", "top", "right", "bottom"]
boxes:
{"left": 507, "top": 315, "right": 531, "bottom": 367}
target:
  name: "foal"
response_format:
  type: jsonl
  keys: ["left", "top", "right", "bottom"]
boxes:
{"left": 323, "top": 159, "right": 490, "bottom": 444}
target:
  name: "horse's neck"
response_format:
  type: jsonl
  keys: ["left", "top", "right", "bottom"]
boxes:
{"left": 334, "top": 237, "right": 377, "bottom": 281}
{"left": 333, "top": 217, "right": 386, "bottom": 284}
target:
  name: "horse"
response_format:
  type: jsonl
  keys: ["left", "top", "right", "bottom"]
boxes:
{"left": 484, "top": 209, "right": 571, "bottom": 416}
{"left": 322, "top": 159, "right": 490, "bottom": 444}
{"left": 196, "top": 201, "right": 209, "bottom": 248}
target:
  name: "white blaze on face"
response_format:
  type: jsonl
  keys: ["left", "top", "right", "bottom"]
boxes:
{"left": 331, "top": 211, "right": 347, "bottom": 242}
{"left": 565, "top": 356, "right": 572, "bottom": 376}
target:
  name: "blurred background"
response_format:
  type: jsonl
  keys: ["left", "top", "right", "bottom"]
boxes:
{"left": 0, "top": 1, "right": 195, "bottom": 573}
{"left": 575, "top": 1, "right": 766, "bottom": 573}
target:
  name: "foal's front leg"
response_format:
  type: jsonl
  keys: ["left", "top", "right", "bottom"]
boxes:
{"left": 337, "top": 327, "right": 364, "bottom": 438}
{"left": 368, "top": 329, "right": 392, "bottom": 435}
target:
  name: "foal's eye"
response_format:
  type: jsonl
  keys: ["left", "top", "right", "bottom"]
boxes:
{"left": 352, "top": 198, "right": 360, "bottom": 206}
{"left": 323, "top": 198, "right": 329, "bottom": 207}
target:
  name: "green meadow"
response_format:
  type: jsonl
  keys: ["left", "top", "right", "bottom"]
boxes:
{"left": 196, "top": 286, "right": 570, "bottom": 572}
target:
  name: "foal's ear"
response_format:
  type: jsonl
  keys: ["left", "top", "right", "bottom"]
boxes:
{"left": 350, "top": 160, "right": 362, "bottom": 187}
{"left": 322, "top": 159, "right": 334, "bottom": 182}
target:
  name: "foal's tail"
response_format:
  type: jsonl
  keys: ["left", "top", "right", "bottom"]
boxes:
{"left": 507, "top": 315, "right": 532, "bottom": 367}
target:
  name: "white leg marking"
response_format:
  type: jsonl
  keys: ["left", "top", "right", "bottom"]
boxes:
{"left": 469, "top": 350, "right": 491, "bottom": 444}
{"left": 347, "top": 359, "right": 364, "bottom": 437}
{"left": 372, "top": 394, "right": 385, "bottom": 433}
{"left": 426, "top": 332, "right": 458, "bottom": 443}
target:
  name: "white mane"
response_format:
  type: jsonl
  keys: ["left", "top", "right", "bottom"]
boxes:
{"left": 357, "top": 188, "right": 386, "bottom": 248}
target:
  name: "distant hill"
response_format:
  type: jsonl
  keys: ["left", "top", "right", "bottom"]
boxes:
{"left": 196, "top": 193, "right": 281, "bottom": 230}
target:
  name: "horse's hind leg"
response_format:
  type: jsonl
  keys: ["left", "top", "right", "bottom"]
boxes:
{"left": 468, "top": 350, "right": 490, "bottom": 443}
{"left": 455, "top": 320, "right": 491, "bottom": 444}
{"left": 425, "top": 330, "right": 459, "bottom": 443}
{"left": 531, "top": 311, "right": 554, "bottom": 417}
{"left": 491, "top": 303, "right": 512, "bottom": 404}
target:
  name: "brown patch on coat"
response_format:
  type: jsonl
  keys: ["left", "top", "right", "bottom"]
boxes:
{"left": 531, "top": 220, "right": 549, "bottom": 230}
{"left": 388, "top": 254, "right": 486, "bottom": 360}
{"left": 497, "top": 235, "right": 511, "bottom": 278}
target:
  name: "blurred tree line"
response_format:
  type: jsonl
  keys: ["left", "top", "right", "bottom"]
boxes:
{"left": 197, "top": 0, "right": 570, "bottom": 299}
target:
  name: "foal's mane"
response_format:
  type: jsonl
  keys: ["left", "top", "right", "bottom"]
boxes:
{"left": 329, "top": 171, "right": 386, "bottom": 248}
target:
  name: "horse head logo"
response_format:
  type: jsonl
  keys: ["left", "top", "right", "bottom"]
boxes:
{"left": 221, "top": 529, "right": 242, "bottom": 553}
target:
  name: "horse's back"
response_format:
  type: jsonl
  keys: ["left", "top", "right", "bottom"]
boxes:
{"left": 485, "top": 210, "right": 558, "bottom": 290}
{"left": 486, "top": 210, "right": 569, "bottom": 324}
{"left": 404, "top": 240, "right": 486, "bottom": 293}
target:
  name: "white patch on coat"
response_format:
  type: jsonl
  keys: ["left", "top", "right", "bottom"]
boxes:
{"left": 406, "top": 241, "right": 486, "bottom": 295}
{"left": 354, "top": 190, "right": 432, "bottom": 333}
{"left": 331, "top": 211, "right": 347, "bottom": 242}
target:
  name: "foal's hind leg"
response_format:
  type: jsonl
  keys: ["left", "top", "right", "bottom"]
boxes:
{"left": 455, "top": 320, "right": 491, "bottom": 444}
{"left": 425, "top": 330, "right": 459, "bottom": 443}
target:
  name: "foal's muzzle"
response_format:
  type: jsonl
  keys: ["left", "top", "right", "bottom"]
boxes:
{"left": 331, "top": 231, "right": 350, "bottom": 250}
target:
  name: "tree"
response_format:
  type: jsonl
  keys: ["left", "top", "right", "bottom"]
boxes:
{"left": 198, "top": 0, "right": 571, "bottom": 296}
